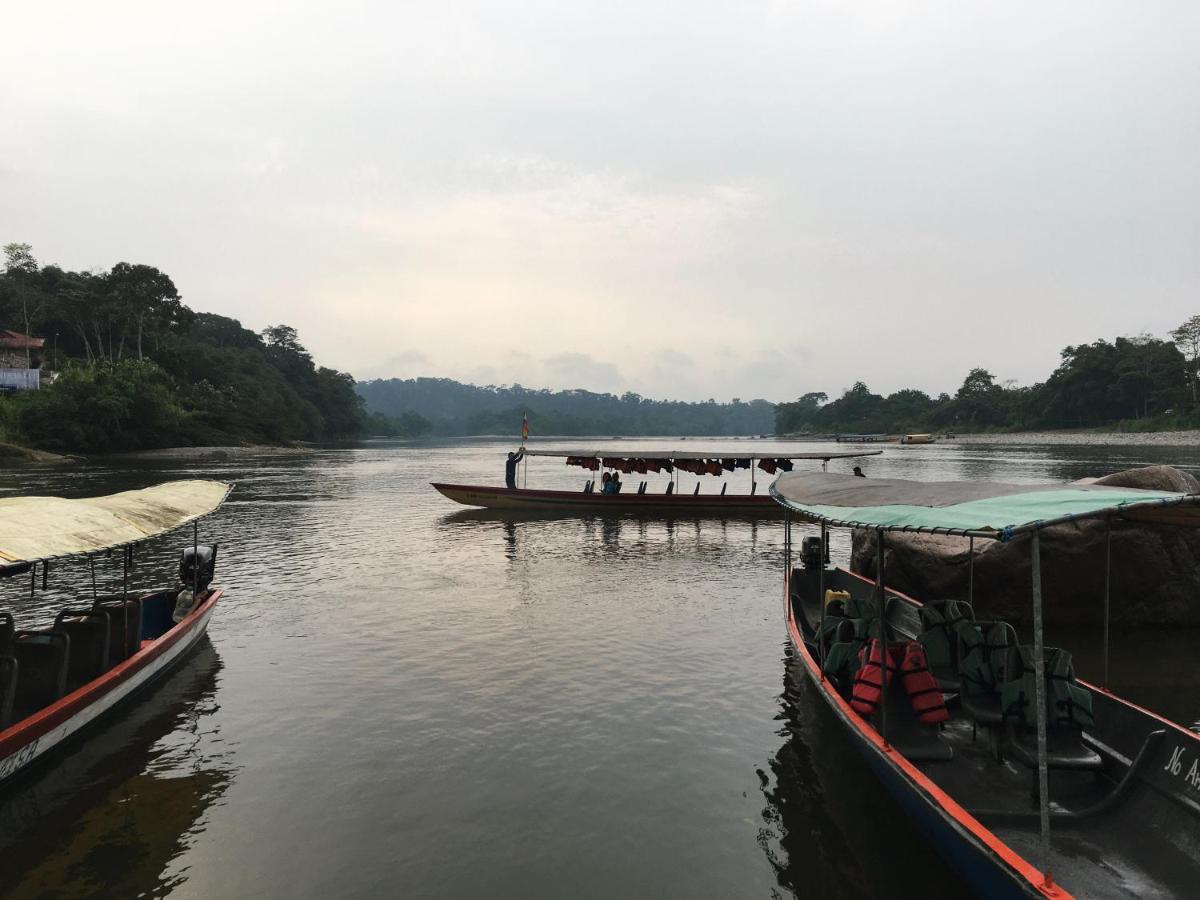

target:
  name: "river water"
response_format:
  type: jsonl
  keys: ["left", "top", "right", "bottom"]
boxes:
{"left": 1, "top": 435, "right": 1198, "bottom": 898}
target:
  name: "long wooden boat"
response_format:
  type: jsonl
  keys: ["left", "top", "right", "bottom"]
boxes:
{"left": 433, "top": 447, "right": 881, "bottom": 513}
{"left": 0, "top": 480, "right": 230, "bottom": 787}
{"left": 432, "top": 482, "right": 778, "bottom": 513}
{"left": 771, "top": 473, "right": 1200, "bottom": 898}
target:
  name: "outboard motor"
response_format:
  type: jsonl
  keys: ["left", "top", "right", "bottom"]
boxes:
{"left": 800, "top": 536, "right": 824, "bottom": 570}
{"left": 179, "top": 544, "right": 217, "bottom": 590}
{"left": 175, "top": 545, "right": 219, "bottom": 623}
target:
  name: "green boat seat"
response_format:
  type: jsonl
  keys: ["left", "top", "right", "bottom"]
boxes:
{"left": 12, "top": 629, "right": 70, "bottom": 720}
{"left": 917, "top": 599, "right": 976, "bottom": 691}
{"left": 998, "top": 643, "right": 1101, "bottom": 770}
{"left": 956, "top": 621, "right": 1016, "bottom": 726}
{"left": 1003, "top": 720, "right": 1103, "bottom": 771}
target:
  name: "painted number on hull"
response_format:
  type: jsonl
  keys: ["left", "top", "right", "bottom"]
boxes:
{"left": 0, "top": 738, "right": 40, "bottom": 780}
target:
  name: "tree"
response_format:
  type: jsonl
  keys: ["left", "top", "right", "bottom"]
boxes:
{"left": 1170, "top": 315, "right": 1200, "bottom": 405}
{"left": 106, "top": 262, "right": 184, "bottom": 359}
{"left": 3, "top": 242, "right": 43, "bottom": 367}
{"left": 261, "top": 324, "right": 305, "bottom": 353}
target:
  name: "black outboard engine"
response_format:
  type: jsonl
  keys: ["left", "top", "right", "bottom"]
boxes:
{"left": 800, "top": 536, "right": 824, "bottom": 570}
{"left": 179, "top": 544, "right": 218, "bottom": 591}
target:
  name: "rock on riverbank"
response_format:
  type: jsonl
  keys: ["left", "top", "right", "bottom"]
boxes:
{"left": 850, "top": 465, "right": 1200, "bottom": 626}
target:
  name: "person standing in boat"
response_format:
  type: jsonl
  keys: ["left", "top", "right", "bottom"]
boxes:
{"left": 505, "top": 449, "right": 525, "bottom": 489}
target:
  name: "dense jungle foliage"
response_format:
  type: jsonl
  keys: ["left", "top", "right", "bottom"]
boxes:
{"left": 0, "top": 242, "right": 394, "bottom": 452}
{"left": 775, "top": 325, "right": 1200, "bottom": 436}
{"left": 355, "top": 377, "right": 775, "bottom": 437}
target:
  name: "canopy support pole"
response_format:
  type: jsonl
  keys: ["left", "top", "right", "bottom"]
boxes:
{"left": 1031, "top": 531, "right": 1052, "bottom": 880}
{"left": 193, "top": 521, "right": 199, "bottom": 600}
{"left": 968, "top": 535, "right": 975, "bottom": 608}
{"left": 877, "top": 528, "right": 888, "bottom": 748}
{"left": 784, "top": 510, "right": 792, "bottom": 612}
{"left": 29, "top": 563, "right": 36, "bottom": 601}
{"left": 1103, "top": 518, "right": 1112, "bottom": 690}
{"left": 817, "top": 528, "right": 827, "bottom": 679}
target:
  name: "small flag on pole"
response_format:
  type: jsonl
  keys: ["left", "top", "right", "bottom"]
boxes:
{"left": 521, "top": 413, "right": 529, "bottom": 443}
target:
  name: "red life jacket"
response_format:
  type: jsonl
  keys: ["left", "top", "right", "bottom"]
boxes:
{"left": 850, "top": 639, "right": 897, "bottom": 718}
{"left": 705, "top": 461, "right": 722, "bottom": 476}
{"left": 757, "top": 459, "right": 778, "bottom": 475}
{"left": 851, "top": 639, "right": 949, "bottom": 726}
{"left": 899, "top": 642, "right": 950, "bottom": 725}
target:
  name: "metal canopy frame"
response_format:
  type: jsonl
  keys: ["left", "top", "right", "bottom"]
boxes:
{"left": 779, "top": 483, "right": 1200, "bottom": 889}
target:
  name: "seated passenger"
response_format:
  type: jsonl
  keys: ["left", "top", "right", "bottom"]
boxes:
{"left": 611, "top": 473, "right": 622, "bottom": 494}
{"left": 600, "top": 472, "right": 614, "bottom": 495}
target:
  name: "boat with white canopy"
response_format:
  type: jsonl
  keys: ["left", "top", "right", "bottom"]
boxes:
{"left": 432, "top": 447, "right": 882, "bottom": 513}
{"left": 0, "top": 480, "right": 230, "bottom": 787}
{"left": 770, "top": 472, "right": 1200, "bottom": 897}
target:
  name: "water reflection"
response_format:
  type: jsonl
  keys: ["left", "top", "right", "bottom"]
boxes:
{"left": 760, "top": 646, "right": 965, "bottom": 898}
{"left": 0, "top": 641, "right": 232, "bottom": 899}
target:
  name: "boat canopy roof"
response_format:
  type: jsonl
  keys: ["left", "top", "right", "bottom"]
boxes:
{"left": 522, "top": 448, "right": 882, "bottom": 461}
{"left": 770, "top": 473, "right": 1200, "bottom": 540}
{"left": 0, "top": 480, "right": 231, "bottom": 571}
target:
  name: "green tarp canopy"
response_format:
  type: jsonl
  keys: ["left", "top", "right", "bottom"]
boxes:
{"left": 769, "top": 473, "right": 1200, "bottom": 540}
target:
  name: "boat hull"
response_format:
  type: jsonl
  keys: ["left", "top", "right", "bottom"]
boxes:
{"left": 784, "top": 575, "right": 1054, "bottom": 898}
{"left": 0, "top": 588, "right": 220, "bottom": 787}
{"left": 432, "top": 482, "right": 782, "bottom": 514}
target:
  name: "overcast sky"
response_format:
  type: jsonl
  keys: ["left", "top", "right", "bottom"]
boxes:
{"left": 2, "top": 1, "right": 1197, "bottom": 402}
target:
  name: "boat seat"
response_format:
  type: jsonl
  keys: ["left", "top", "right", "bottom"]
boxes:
{"left": 917, "top": 599, "right": 976, "bottom": 692}
{"left": 1003, "top": 721, "right": 1103, "bottom": 771}
{"left": 720, "top": 483, "right": 727, "bottom": 495}
{"left": 955, "top": 620, "right": 1016, "bottom": 727}
{"left": 873, "top": 689, "right": 954, "bottom": 762}
{"left": 12, "top": 629, "right": 70, "bottom": 720}
{"left": 54, "top": 608, "right": 111, "bottom": 690}
{"left": 0, "top": 611, "right": 13, "bottom": 655}
{"left": 0, "top": 654, "right": 16, "bottom": 730}
{"left": 94, "top": 598, "right": 143, "bottom": 663}
{"left": 665, "top": 482, "right": 673, "bottom": 495}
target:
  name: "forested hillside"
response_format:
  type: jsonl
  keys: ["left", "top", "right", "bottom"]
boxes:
{"left": 775, "top": 327, "right": 1200, "bottom": 435}
{"left": 0, "top": 243, "right": 370, "bottom": 452}
{"left": 356, "top": 378, "right": 776, "bottom": 436}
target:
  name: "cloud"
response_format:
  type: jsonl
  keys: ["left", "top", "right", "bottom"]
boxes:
{"left": 542, "top": 352, "right": 623, "bottom": 391}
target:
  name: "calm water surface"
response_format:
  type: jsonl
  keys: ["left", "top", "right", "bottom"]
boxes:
{"left": 1, "top": 436, "right": 1198, "bottom": 898}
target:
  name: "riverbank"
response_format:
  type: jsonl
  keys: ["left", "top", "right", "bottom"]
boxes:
{"left": 952, "top": 429, "right": 1200, "bottom": 447}
{"left": 0, "top": 441, "right": 75, "bottom": 464}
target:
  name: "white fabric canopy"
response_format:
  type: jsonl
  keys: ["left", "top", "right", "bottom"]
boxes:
{"left": 0, "top": 480, "right": 231, "bottom": 566}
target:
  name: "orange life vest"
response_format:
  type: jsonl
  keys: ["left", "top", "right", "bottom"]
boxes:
{"left": 850, "top": 639, "right": 949, "bottom": 726}
{"left": 850, "top": 639, "right": 897, "bottom": 718}
{"left": 899, "top": 641, "right": 950, "bottom": 725}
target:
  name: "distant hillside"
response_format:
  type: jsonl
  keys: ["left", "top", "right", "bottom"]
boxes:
{"left": 355, "top": 377, "right": 776, "bottom": 437}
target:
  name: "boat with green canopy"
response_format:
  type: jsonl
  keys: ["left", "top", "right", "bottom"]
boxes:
{"left": 432, "top": 447, "right": 882, "bottom": 514}
{"left": 770, "top": 472, "right": 1200, "bottom": 898}
{"left": 1, "top": 480, "right": 230, "bottom": 787}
